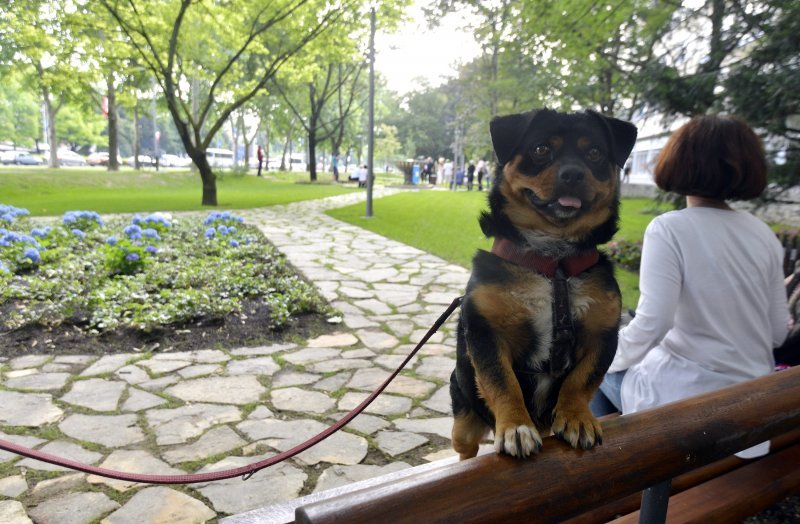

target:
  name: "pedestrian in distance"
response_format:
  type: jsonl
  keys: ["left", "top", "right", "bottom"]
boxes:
{"left": 476, "top": 159, "right": 487, "bottom": 190}
{"left": 622, "top": 163, "right": 631, "bottom": 184}
{"left": 467, "top": 161, "right": 476, "bottom": 190}
{"left": 256, "top": 145, "right": 264, "bottom": 177}
{"left": 332, "top": 152, "right": 339, "bottom": 182}
{"left": 358, "top": 164, "right": 368, "bottom": 188}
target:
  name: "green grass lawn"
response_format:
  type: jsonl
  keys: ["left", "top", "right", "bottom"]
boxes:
{"left": 0, "top": 167, "right": 358, "bottom": 216}
{"left": 327, "top": 190, "right": 665, "bottom": 310}
{"left": 0, "top": 166, "right": 663, "bottom": 309}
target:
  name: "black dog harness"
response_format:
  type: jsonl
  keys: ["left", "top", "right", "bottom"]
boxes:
{"left": 491, "top": 238, "right": 600, "bottom": 374}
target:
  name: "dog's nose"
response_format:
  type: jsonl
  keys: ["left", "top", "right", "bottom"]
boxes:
{"left": 558, "top": 168, "right": 584, "bottom": 184}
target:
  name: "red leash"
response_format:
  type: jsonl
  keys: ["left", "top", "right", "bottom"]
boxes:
{"left": 0, "top": 296, "right": 463, "bottom": 485}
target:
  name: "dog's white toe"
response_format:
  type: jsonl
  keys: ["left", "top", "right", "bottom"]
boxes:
{"left": 495, "top": 425, "right": 542, "bottom": 458}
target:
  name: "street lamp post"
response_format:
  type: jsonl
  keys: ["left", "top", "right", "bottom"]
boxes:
{"left": 366, "top": 6, "right": 376, "bottom": 218}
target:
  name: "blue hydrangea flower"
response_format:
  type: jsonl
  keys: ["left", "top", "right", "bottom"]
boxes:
{"left": 106, "top": 236, "right": 118, "bottom": 246}
{"left": 229, "top": 240, "right": 239, "bottom": 248}
{"left": 227, "top": 226, "right": 237, "bottom": 235}
{"left": 1, "top": 232, "right": 40, "bottom": 248}
{"left": 30, "top": 227, "right": 50, "bottom": 238}
{"left": 125, "top": 252, "right": 140, "bottom": 262}
{"left": 123, "top": 225, "right": 143, "bottom": 240}
{"left": 217, "top": 225, "right": 229, "bottom": 235}
{"left": 23, "top": 247, "right": 41, "bottom": 264}
{"left": 0, "top": 205, "right": 30, "bottom": 223}
{"left": 203, "top": 210, "right": 243, "bottom": 226}
{"left": 71, "top": 229, "right": 86, "bottom": 239}
{"left": 143, "top": 228, "right": 160, "bottom": 240}
{"left": 205, "top": 227, "right": 216, "bottom": 239}
{"left": 62, "top": 210, "right": 102, "bottom": 227}
{"left": 145, "top": 245, "right": 158, "bottom": 254}
{"left": 141, "top": 213, "right": 172, "bottom": 228}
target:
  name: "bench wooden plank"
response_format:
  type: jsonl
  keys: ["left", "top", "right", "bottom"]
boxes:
{"left": 565, "top": 428, "right": 800, "bottom": 524}
{"left": 611, "top": 443, "right": 800, "bottom": 524}
{"left": 296, "top": 367, "right": 800, "bottom": 523}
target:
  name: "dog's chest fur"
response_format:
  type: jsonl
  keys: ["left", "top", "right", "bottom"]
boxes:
{"left": 506, "top": 269, "right": 595, "bottom": 370}
{"left": 456, "top": 253, "right": 614, "bottom": 429}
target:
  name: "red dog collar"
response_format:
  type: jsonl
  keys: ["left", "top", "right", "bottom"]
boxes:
{"left": 491, "top": 237, "right": 600, "bottom": 278}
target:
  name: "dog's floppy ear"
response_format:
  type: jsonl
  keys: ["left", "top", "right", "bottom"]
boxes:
{"left": 490, "top": 110, "right": 541, "bottom": 165}
{"left": 586, "top": 110, "right": 638, "bottom": 168}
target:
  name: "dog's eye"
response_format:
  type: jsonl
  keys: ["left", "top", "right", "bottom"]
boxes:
{"left": 586, "top": 147, "right": 604, "bottom": 163}
{"left": 530, "top": 145, "right": 551, "bottom": 161}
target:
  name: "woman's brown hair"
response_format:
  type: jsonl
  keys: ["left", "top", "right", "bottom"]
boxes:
{"left": 653, "top": 114, "right": 767, "bottom": 200}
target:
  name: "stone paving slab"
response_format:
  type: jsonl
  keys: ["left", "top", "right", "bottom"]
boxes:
{"left": 0, "top": 191, "right": 472, "bottom": 522}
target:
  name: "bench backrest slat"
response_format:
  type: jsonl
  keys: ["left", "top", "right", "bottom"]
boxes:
{"left": 296, "top": 367, "right": 800, "bottom": 524}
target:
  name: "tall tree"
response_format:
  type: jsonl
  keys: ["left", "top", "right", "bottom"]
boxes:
{"left": 99, "top": 0, "right": 353, "bottom": 205}
{"left": 0, "top": 69, "right": 41, "bottom": 148}
{"left": 725, "top": 0, "right": 800, "bottom": 186}
{"left": 635, "top": 0, "right": 766, "bottom": 117}
{"left": 275, "top": 60, "right": 365, "bottom": 181}
{"left": 0, "top": 0, "right": 91, "bottom": 167}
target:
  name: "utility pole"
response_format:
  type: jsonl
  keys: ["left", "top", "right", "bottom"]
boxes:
{"left": 366, "top": 6, "right": 376, "bottom": 218}
{"left": 152, "top": 78, "right": 160, "bottom": 171}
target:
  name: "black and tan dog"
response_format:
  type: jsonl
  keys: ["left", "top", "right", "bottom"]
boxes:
{"left": 450, "top": 108, "right": 637, "bottom": 459}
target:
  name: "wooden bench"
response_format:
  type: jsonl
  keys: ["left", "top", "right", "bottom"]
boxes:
{"left": 223, "top": 366, "right": 800, "bottom": 523}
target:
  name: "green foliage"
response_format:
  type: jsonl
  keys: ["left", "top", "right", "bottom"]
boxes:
{"left": 374, "top": 124, "right": 402, "bottom": 166}
{"left": 58, "top": 103, "right": 106, "bottom": 149}
{"left": 102, "top": 238, "right": 149, "bottom": 276}
{"left": 0, "top": 69, "right": 41, "bottom": 146}
{"left": 724, "top": 0, "right": 800, "bottom": 187}
{"left": 387, "top": 88, "right": 455, "bottom": 160}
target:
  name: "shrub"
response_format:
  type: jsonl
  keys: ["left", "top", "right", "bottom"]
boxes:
{"left": 606, "top": 239, "right": 643, "bottom": 272}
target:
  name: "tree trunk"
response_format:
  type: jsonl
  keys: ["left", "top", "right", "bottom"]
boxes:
{"left": 43, "top": 87, "right": 58, "bottom": 168}
{"left": 308, "top": 124, "right": 318, "bottom": 182}
{"left": 229, "top": 115, "right": 240, "bottom": 168}
{"left": 281, "top": 121, "right": 293, "bottom": 171}
{"left": 186, "top": 149, "right": 218, "bottom": 205}
{"left": 107, "top": 74, "right": 120, "bottom": 171}
{"left": 133, "top": 104, "right": 141, "bottom": 170}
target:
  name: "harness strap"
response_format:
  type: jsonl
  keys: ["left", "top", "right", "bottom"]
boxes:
{"left": 551, "top": 268, "right": 576, "bottom": 375}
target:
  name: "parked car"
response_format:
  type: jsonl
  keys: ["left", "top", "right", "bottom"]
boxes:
{"left": 57, "top": 149, "right": 87, "bottom": 167}
{"left": 0, "top": 151, "right": 43, "bottom": 165}
{"left": 0, "top": 151, "right": 16, "bottom": 164}
{"left": 159, "top": 153, "right": 191, "bottom": 168}
{"left": 86, "top": 152, "right": 110, "bottom": 166}
{"left": 126, "top": 155, "right": 155, "bottom": 168}
{"left": 15, "top": 152, "right": 44, "bottom": 165}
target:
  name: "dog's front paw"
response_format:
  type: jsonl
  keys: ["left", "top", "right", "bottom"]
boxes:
{"left": 494, "top": 423, "right": 542, "bottom": 458}
{"left": 551, "top": 407, "right": 603, "bottom": 449}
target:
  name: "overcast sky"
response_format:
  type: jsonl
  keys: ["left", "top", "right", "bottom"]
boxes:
{"left": 374, "top": 2, "right": 481, "bottom": 96}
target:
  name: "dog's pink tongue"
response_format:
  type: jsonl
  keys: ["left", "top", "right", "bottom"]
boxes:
{"left": 558, "top": 196, "right": 582, "bottom": 208}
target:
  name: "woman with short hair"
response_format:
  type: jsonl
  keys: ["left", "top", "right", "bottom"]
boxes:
{"left": 591, "top": 115, "right": 790, "bottom": 458}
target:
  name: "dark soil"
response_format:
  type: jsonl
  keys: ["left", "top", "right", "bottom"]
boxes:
{"left": 0, "top": 298, "right": 337, "bottom": 357}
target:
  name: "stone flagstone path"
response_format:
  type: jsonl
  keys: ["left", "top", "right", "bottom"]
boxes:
{"left": 0, "top": 189, "right": 472, "bottom": 523}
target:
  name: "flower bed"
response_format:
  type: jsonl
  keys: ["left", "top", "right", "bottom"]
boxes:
{"left": 0, "top": 205, "right": 333, "bottom": 353}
